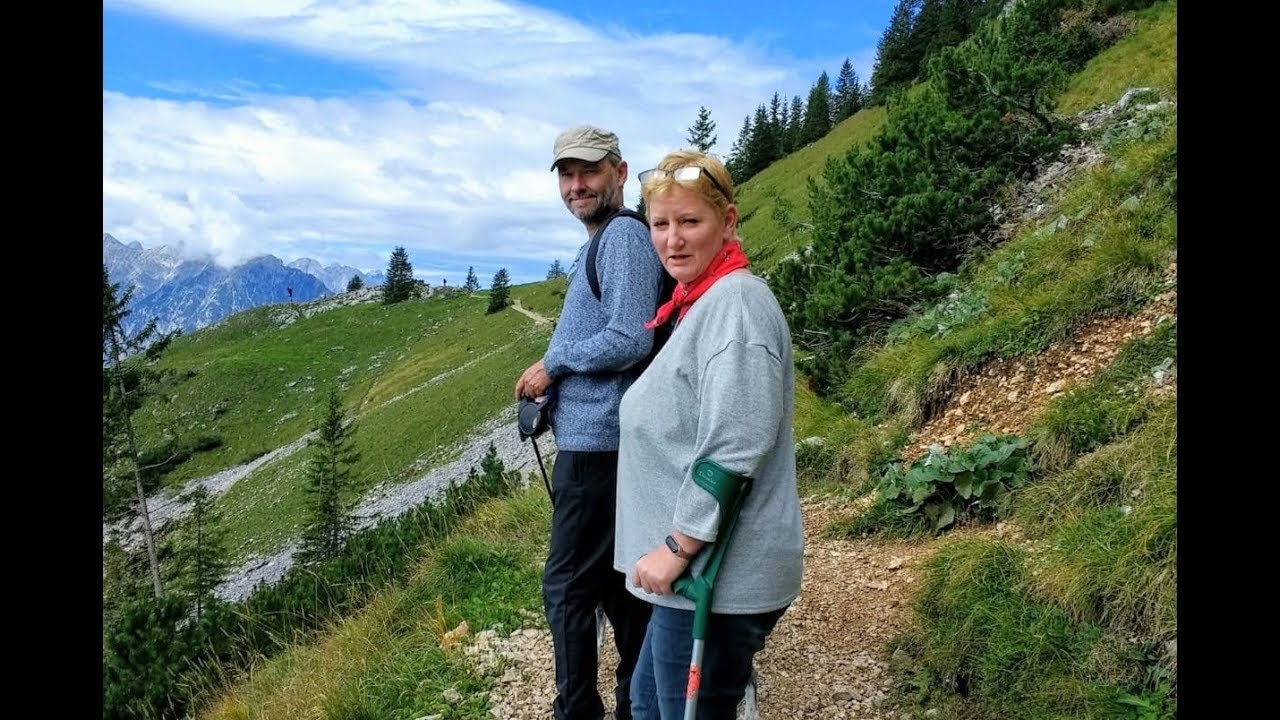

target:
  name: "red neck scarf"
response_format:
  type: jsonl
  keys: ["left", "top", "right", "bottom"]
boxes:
{"left": 646, "top": 240, "right": 751, "bottom": 329}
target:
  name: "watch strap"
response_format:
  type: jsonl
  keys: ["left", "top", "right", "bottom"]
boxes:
{"left": 665, "top": 534, "right": 694, "bottom": 560}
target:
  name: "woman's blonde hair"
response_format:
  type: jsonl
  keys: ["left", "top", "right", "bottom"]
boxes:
{"left": 639, "top": 150, "right": 735, "bottom": 215}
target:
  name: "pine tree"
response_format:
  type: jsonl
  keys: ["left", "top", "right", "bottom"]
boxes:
{"left": 102, "top": 536, "right": 148, "bottom": 632}
{"left": 834, "top": 58, "right": 865, "bottom": 121}
{"left": 912, "top": 0, "right": 946, "bottom": 62}
{"left": 943, "top": 0, "right": 1000, "bottom": 48}
{"left": 726, "top": 115, "right": 753, "bottom": 182}
{"left": 786, "top": 95, "right": 806, "bottom": 153}
{"left": 382, "top": 246, "right": 415, "bottom": 305}
{"left": 463, "top": 266, "right": 480, "bottom": 293}
{"left": 636, "top": 195, "right": 647, "bottom": 220}
{"left": 547, "top": 259, "right": 566, "bottom": 279}
{"left": 346, "top": 274, "right": 364, "bottom": 292}
{"left": 769, "top": 92, "right": 784, "bottom": 129}
{"left": 870, "top": 0, "right": 922, "bottom": 105}
{"left": 767, "top": 92, "right": 786, "bottom": 159}
{"left": 161, "top": 486, "right": 230, "bottom": 621}
{"left": 777, "top": 101, "right": 791, "bottom": 153}
{"left": 487, "top": 268, "right": 511, "bottom": 314}
{"left": 102, "top": 593, "right": 211, "bottom": 720}
{"left": 744, "top": 104, "right": 776, "bottom": 178}
{"left": 909, "top": 0, "right": 998, "bottom": 74}
{"left": 296, "top": 389, "right": 360, "bottom": 565}
{"left": 103, "top": 264, "right": 179, "bottom": 597}
{"left": 800, "top": 71, "right": 834, "bottom": 146}
{"left": 773, "top": 0, "right": 1080, "bottom": 392}
{"left": 686, "top": 106, "right": 718, "bottom": 153}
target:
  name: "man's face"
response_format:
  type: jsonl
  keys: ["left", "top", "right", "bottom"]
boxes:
{"left": 557, "top": 157, "right": 627, "bottom": 226}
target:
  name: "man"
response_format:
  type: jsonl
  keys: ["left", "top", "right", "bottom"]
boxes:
{"left": 515, "top": 125, "right": 664, "bottom": 720}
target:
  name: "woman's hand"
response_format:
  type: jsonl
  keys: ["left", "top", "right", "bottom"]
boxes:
{"left": 631, "top": 547, "right": 690, "bottom": 596}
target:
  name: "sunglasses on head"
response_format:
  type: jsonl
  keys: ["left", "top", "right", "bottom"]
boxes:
{"left": 638, "top": 166, "right": 731, "bottom": 202}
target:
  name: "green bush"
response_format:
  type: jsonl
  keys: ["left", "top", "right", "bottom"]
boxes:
{"left": 775, "top": 0, "right": 1089, "bottom": 392}
{"left": 102, "top": 595, "right": 236, "bottom": 720}
{"left": 102, "top": 447, "right": 521, "bottom": 719}
{"left": 886, "top": 434, "right": 1031, "bottom": 530}
{"left": 840, "top": 434, "right": 1032, "bottom": 537}
{"left": 837, "top": 110, "right": 1175, "bottom": 426}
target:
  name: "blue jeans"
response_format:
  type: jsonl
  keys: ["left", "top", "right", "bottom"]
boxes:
{"left": 630, "top": 604, "right": 785, "bottom": 720}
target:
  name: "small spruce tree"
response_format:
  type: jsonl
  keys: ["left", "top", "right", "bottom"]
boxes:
{"left": 487, "top": 268, "right": 511, "bottom": 313}
{"left": 296, "top": 389, "right": 360, "bottom": 564}
{"left": 686, "top": 105, "right": 718, "bottom": 152}
{"left": 161, "top": 486, "right": 231, "bottom": 621}
{"left": 382, "top": 246, "right": 415, "bottom": 305}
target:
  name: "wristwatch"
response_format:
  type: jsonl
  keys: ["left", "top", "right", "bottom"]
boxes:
{"left": 665, "top": 534, "right": 695, "bottom": 560}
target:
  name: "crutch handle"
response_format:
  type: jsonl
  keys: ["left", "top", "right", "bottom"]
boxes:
{"left": 674, "top": 458, "right": 753, "bottom": 641}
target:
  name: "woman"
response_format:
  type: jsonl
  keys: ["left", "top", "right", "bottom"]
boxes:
{"left": 614, "top": 150, "right": 804, "bottom": 719}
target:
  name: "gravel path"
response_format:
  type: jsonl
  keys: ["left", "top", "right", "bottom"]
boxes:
{"left": 466, "top": 496, "right": 968, "bottom": 720}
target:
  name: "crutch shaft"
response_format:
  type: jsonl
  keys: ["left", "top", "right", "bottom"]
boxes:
{"left": 684, "top": 639, "right": 706, "bottom": 720}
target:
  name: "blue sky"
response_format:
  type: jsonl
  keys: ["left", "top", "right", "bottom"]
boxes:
{"left": 103, "top": 0, "right": 896, "bottom": 287}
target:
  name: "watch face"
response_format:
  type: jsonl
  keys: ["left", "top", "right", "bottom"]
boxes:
{"left": 665, "top": 535, "right": 680, "bottom": 554}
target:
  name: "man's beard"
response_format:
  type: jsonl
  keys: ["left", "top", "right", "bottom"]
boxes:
{"left": 567, "top": 184, "right": 620, "bottom": 225}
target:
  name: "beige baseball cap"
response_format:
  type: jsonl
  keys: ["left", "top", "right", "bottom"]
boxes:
{"left": 550, "top": 125, "right": 621, "bottom": 170}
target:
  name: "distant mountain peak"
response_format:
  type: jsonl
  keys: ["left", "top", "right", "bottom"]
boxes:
{"left": 103, "top": 235, "right": 338, "bottom": 336}
{"left": 102, "top": 234, "right": 395, "bottom": 333}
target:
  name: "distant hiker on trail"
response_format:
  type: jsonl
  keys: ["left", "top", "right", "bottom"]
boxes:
{"left": 513, "top": 125, "right": 666, "bottom": 720}
{"left": 617, "top": 150, "right": 804, "bottom": 719}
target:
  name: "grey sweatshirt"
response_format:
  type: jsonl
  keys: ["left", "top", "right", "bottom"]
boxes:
{"left": 543, "top": 213, "right": 665, "bottom": 451}
{"left": 614, "top": 272, "right": 804, "bottom": 613}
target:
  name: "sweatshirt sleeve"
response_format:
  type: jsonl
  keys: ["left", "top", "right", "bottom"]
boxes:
{"left": 543, "top": 219, "right": 663, "bottom": 377}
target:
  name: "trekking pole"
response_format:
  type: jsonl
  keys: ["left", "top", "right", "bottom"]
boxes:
{"left": 672, "top": 458, "right": 754, "bottom": 720}
{"left": 529, "top": 436, "right": 552, "bottom": 502}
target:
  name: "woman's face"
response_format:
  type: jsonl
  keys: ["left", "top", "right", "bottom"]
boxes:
{"left": 646, "top": 185, "right": 737, "bottom": 285}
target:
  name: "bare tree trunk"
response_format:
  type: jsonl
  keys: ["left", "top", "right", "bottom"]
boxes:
{"left": 119, "top": 374, "right": 164, "bottom": 597}
{"left": 194, "top": 510, "right": 204, "bottom": 622}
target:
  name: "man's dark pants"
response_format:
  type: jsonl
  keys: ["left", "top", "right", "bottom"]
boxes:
{"left": 544, "top": 450, "right": 653, "bottom": 720}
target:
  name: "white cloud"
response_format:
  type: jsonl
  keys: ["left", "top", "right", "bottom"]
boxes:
{"left": 103, "top": 0, "right": 879, "bottom": 283}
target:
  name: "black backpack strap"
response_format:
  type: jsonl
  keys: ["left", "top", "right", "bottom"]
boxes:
{"left": 586, "top": 208, "right": 648, "bottom": 301}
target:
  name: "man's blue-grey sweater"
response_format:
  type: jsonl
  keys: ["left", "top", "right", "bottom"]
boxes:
{"left": 543, "top": 213, "right": 665, "bottom": 452}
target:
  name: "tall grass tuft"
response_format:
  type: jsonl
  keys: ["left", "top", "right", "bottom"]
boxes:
{"left": 900, "top": 536, "right": 1173, "bottom": 719}
{"left": 1019, "top": 400, "right": 1176, "bottom": 664}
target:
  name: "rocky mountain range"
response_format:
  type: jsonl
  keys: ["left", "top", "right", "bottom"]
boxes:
{"left": 102, "top": 234, "right": 384, "bottom": 336}
{"left": 284, "top": 256, "right": 385, "bottom": 297}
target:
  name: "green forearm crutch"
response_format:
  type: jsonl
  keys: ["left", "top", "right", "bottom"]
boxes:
{"left": 673, "top": 457, "right": 754, "bottom": 720}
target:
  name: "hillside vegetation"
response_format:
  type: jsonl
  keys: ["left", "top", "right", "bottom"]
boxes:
{"left": 104, "top": 2, "right": 1176, "bottom": 718}
{"left": 119, "top": 291, "right": 548, "bottom": 560}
